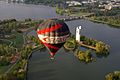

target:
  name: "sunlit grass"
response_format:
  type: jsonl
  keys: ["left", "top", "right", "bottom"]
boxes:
{"left": 0, "top": 65, "right": 11, "bottom": 74}
{"left": 10, "top": 32, "right": 24, "bottom": 48}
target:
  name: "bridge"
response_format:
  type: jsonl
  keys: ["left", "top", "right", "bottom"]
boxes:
{"left": 52, "top": 16, "right": 84, "bottom": 22}
{"left": 52, "top": 13, "right": 94, "bottom": 21}
{"left": 1, "top": 0, "right": 24, "bottom": 3}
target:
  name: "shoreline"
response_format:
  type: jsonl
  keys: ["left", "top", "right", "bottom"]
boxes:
{"left": 86, "top": 17, "right": 120, "bottom": 28}
{"left": 55, "top": 7, "right": 120, "bottom": 28}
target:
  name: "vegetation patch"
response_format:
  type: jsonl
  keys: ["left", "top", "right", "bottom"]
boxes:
{"left": 0, "top": 44, "right": 16, "bottom": 66}
{"left": 27, "top": 36, "right": 45, "bottom": 49}
{"left": 89, "top": 15, "right": 120, "bottom": 28}
{"left": 0, "top": 40, "right": 11, "bottom": 45}
{"left": 75, "top": 49, "right": 93, "bottom": 63}
{"left": 64, "top": 35, "right": 110, "bottom": 63}
{"left": 9, "top": 32, "right": 24, "bottom": 48}
{"left": 105, "top": 71, "right": 120, "bottom": 80}
{"left": 0, "top": 65, "right": 11, "bottom": 74}
{"left": 64, "top": 35, "right": 76, "bottom": 51}
{"left": 80, "top": 35, "right": 110, "bottom": 56}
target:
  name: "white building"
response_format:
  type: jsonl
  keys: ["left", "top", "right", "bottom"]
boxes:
{"left": 66, "top": 1, "right": 82, "bottom": 7}
{"left": 105, "top": 2, "right": 120, "bottom": 10}
{"left": 76, "top": 26, "right": 81, "bottom": 42}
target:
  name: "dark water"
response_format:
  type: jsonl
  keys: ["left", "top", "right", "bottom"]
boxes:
{"left": 27, "top": 20, "right": 120, "bottom": 80}
{"left": 0, "top": 1, "right": 120, "bottom": 80}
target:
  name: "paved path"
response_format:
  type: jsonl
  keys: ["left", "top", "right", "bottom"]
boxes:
{"left": 78, "top": 42, "right": 96, "bottom": 50}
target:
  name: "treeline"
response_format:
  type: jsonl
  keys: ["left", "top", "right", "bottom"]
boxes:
{"left": 105, "top": 71, "right": 120, "bottom": 80}
{"left": 0, "top": 44, "right": 15, "bottom": 66}
{"left": 94, "top": 9, "right": 120, "bottom": 16}
{"left": 56, "top": 5, "right": 64, "bottom": 15}
{"left": 90, "top": 15, "right": 120, "bottom": 28}
{"left": 0, "top": 46, "right": 32, "bottom": 80}
{"left": 88, "top": 7, "right": 120, "bottom": 28}
{"left": 0, "top": 19, "right": 43, "bottom": 38}
{"left": 0, "top": 19, "right": 17, "bottom": 34}
{"left": 0, "top": 19, "right": 16, "bottom": 24}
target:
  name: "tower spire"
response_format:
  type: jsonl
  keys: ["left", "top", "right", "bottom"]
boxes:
{"left": 76, "top": 26, "right": 81, "bottom": 42}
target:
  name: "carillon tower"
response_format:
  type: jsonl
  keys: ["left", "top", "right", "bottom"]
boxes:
{"left": 76, "top": 26, "right": 81, "bottom": 42}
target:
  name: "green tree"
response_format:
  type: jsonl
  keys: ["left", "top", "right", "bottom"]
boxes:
{"left": 95, "top": 41, "right": 109, "bottom": 55}
{"left": 105, "top": 73, "right": 114, "bottom": 80}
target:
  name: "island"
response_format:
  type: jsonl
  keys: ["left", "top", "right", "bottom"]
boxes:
{"left": 64, "top": 35, "right": 110, "bottom": 63}
{"left": 105, "top": 71, "right": 120, "bottom": 80}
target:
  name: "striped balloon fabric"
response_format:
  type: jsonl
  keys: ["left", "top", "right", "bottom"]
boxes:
{"left": 37, "top": 19, "right": 70, "bottom": 59}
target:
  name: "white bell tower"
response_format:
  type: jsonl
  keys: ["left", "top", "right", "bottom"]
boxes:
{"left": 76, "top": 26, "right": 81, "bottom": 42}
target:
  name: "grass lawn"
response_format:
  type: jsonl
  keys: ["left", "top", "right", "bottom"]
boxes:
{"left": 10, "top": 32, "right": 24, "bottom": 48}
{"left": 0, "top": 65, "right": 11, "bottom": 74}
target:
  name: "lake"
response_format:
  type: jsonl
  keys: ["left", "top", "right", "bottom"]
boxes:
{"left": 0, "top": 1, "right": 120, "bottom": 80}
{"left": 0, "top": 1, "right": 58, "bottom": 20}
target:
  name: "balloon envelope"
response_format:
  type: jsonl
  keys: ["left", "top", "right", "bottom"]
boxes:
{"left": 37, "top": 19, "right": 70, "bottom": 58}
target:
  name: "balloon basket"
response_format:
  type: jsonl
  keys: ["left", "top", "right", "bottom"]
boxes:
{"left": 50, "top": 56, "right": 55, "bottom": 60}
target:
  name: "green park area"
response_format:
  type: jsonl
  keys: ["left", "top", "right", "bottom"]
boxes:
{"left": 64, "top": 35, "right": 110, "bottom": 63}
{"left": 9, "top": 32, "right": 24, "bottom": 48}
{"left": 0, "top": 65, "right": 11, "bottom": 74}
{"left": 0, "top": 19, "right": 44, "bottom": 80}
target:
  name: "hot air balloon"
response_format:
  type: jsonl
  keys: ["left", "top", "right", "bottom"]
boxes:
{"left": 37, "top": 19, "right": 70, "bottom": 59}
